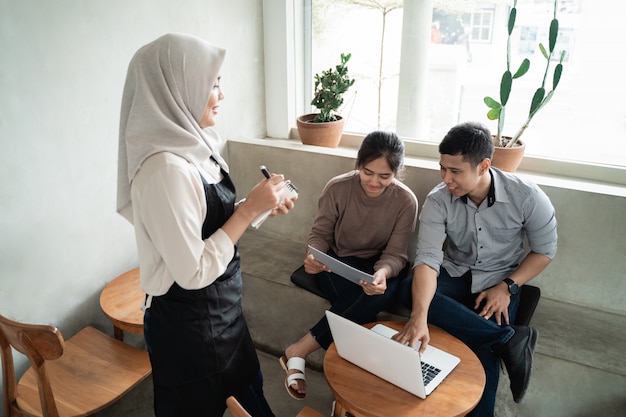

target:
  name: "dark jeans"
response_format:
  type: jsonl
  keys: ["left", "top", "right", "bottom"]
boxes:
{"left": 399, "top": 268, "right": 519, "bottom": 417}
{"left": 310, "top": 253, "right": 405, "bottom": 349}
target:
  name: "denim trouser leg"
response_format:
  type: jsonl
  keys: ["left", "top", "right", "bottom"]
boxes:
{"left": 310, "top": 268, "right": 401, "bottom": 350}
{"left": 398, "top": 269, "right": 519, "bottom": 417}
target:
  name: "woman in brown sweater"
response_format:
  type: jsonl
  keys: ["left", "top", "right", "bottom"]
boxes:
{"left": 280, "top": 131, "right": 418, "bottom": 400}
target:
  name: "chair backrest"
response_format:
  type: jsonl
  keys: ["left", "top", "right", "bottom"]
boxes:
{"left": 514, "top": 285, "right": 541, "bottom": 327}
{"left": 0, "top": 313, "right": 65, "bottom": 417}
{"left": 226, "top": 396, "right": 251, "bottom": 417}
{"left": 226, "top": 396, "right": 327, "bottom": 417}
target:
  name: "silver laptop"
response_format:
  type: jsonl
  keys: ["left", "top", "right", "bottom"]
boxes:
{"left": 325, "top": 310, "right": 460, "bottom": 399}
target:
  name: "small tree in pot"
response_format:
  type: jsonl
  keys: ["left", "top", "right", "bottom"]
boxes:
{"left": 297, "top": 53, "right": 355, "bottom": 147}
{"left": 484, "top": 0, "right": 566, "bottom": 169}
{"left": 311, "top": 52, "right": 355, "bottom": 122}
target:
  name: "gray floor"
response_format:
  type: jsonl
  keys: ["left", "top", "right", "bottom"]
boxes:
{"left": 92, "top": 350, "right": 335, "bottom": 417}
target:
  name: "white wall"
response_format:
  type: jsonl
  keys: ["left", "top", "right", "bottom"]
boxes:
{"left": 0, "top": 0, "right": 264, "bottom": 406}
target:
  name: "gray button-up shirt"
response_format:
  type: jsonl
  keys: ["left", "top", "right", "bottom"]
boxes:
{"left": 414, "top": 168, "right": 557, "bottom": 293}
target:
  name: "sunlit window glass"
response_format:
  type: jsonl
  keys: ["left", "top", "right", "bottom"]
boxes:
{"left": 310, "top": 0, "right": 626, "bottom": 167}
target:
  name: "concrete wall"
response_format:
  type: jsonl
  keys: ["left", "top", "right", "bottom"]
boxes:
{"left": 227, "top": 138, "right": 626, "bottom": 316}
{"left": 0, "top": 0, "right": 264, "bottom": 410}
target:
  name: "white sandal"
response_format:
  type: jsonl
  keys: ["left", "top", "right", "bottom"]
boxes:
{"left": 279, "top": 355, "right": 306, "bottom": 400}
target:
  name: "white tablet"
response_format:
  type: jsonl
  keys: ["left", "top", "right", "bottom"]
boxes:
{"left": 307, "top": 245, "right": 375, "bottom": 284}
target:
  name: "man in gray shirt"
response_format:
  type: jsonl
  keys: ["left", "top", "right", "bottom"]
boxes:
{"left": 394, "top": 122, "right": 557, "bottom": 416}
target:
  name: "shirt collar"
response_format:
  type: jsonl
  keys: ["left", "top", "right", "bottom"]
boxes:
{"left": 460, "top": 169, "right": 496, "bottom": 207}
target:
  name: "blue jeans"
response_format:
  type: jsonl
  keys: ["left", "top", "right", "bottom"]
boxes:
{"left": 310, "top": 253, "right": 405, "bottom": 349}
{"left": 399, "top": 268, "right": 519, "bottom": 417}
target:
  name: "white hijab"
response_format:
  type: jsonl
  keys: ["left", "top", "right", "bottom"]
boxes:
{"left": 117, "top": 33, "right": 226, "bottom": 223}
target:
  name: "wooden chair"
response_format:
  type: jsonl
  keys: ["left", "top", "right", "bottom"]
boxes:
{"left": 0, "top": 313, "right": 152, "bottom": 417}
{"left": 226, "top": 396, "right": 327, "bottom": 417}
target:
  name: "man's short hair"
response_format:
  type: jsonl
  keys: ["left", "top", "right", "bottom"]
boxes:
{"left": 439, "top": 122, "right": 494, "bottom": 168}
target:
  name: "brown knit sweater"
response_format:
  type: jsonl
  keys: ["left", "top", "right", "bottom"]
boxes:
{"left": 307, "top": 171, "right": 418, "bottom": 278}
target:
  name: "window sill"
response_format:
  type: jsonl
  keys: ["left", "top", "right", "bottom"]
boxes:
{"left": 228, "top": 136, "right": 626, "bottom": 198}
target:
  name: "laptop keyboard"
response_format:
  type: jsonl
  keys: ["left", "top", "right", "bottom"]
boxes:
{"left": 421, "top": 361, "right": 442, "bottom": 386}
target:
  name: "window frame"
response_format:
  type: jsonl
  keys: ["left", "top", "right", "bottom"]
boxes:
{"left": 262, "top": 0, "right": 626, "bottom": 189}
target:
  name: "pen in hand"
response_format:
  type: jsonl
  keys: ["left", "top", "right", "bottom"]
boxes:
{"left": 251, "top": 165, "right": 297, "bottom": 229}
{"left": 251, "top": 165, "right": 276, "bottom": 229}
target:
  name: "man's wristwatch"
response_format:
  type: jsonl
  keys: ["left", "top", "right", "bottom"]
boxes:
{"left": 503, "top": 278, "right": 519, "bottom": 295}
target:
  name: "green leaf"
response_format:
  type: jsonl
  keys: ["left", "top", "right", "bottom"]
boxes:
{"left": 500, "top": 71, "right": 512, "bottom": 106}
{"left": 508, "top": 8, "right": 517, "bottom": 36}
{"left": 487, "top": 108, "right": 501, "bottom": 121}
{"left": 553, "top": 63, "right": 563, "bottom": 89}
{"left": 539, "top": 43, "right": 548, "bottom": 60}
{"left": 529, "top": 87, "right": 545, "bottom": 115}
{"left": 512, "top": 59, "right": 530, "bottom": 79}
{"left": 484, "top": 96, "right": 501, "bottom": 109}
{"left": 530, "top": 90, "right": 554, "bottom": 118}
{"left": 549, "top": 19, "right": 559, "bottom": 52}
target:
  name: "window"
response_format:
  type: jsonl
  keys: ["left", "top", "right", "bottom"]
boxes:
{"left": 303, "top": 0, "right": 626, "bottom": 171}
{"left": 464, "top": 10, "right": 494, "bottom": 43}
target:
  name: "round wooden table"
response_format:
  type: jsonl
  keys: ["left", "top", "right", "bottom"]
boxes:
{"left": 99, "top": 267, "right": 145, "bottom": 341}
{"left": 324, "top": 321, "right": 485, "bottom": 417}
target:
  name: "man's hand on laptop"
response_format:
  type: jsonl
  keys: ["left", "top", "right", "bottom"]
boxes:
{"left": 392, "top": 317, "right": 430, "bottom": 355}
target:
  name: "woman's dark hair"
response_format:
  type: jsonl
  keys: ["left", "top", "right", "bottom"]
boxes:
{"left": 356, "top": 130, "right": 405, "bottom": 177}
{"left": 438, "top": 122, "right": 494, "bottom": 168}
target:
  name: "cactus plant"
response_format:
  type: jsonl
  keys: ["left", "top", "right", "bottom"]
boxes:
{"left": 310, "top": 53, "right": 355, "bottom": 123}
{"left": 484, "top": 0, "right": 566, "bottom": 148}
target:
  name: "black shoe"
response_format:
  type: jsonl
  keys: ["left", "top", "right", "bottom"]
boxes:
{"left": 499, "top": 325, "right": 538, "bottom": 403}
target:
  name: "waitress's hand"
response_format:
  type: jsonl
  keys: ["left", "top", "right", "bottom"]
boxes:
{"left": 272, "top": 179, "right": 297, "bottom": 216}
{"left": 223, "top": 173, "right": 296, "bottom": 244}
{"left": 244, "top": 174, "right": 296, "bottom": 218}
{"left": 361, "top": 268, "right": 388, "bottom": 296}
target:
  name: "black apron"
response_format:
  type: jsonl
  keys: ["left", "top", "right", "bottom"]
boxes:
{"left": 145, "top": 159, "right": 259, "bottom": 399}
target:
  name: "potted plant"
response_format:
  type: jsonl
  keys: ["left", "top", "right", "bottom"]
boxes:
{"left": 297, "top": 53, "right": 355, "bottom": 148}
{"left": 484, "top": 0, "right": 566, "bottom": 171}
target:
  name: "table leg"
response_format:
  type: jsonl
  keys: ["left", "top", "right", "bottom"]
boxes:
{"left": 114, "top": 326, "right": 124, "bottom": 341}
{"left": 332, "top": 399, "right": 347, "bottom": 417}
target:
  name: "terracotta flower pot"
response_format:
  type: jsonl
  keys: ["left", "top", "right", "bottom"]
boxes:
{"left": 296, "top": 113, "right": 344, "bottom": 148}
{"left": 491, "top": 139, "right": 525, "bottom": 172}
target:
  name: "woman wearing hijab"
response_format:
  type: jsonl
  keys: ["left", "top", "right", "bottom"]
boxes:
{"left": 117, "top": 33, "right": 292, "bottom": 417}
